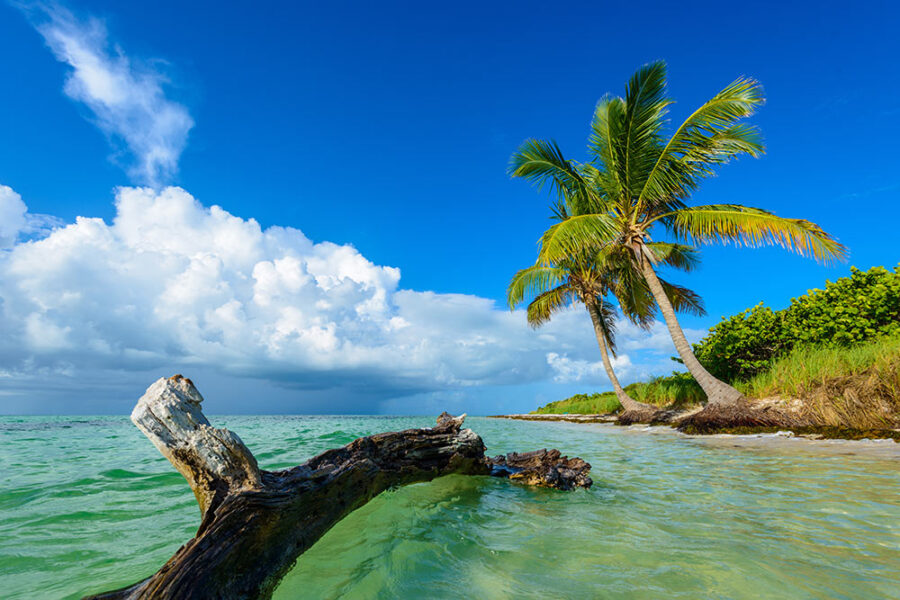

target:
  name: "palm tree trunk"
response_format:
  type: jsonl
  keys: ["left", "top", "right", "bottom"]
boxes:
{"left": 636, "top": 249, "right": 744, "bottom": 407}
{"left": 585, "top": 302, "right": 655, "bottom": 413}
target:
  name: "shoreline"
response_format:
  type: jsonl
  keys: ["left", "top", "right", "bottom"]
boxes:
{"left": 487, "top": 413, "right": 619, "bottom": 424}
{"left": 488, "top": 413, "right": 900, "bottom": 444}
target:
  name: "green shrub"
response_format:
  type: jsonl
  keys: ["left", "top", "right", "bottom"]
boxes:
{"left": 782, "top": 265, "right": 900, "bottom": 347}
{"left": 693, "top": 303, "right": 786, "bottom": 381}
{"left": 692, "top": 264, "right": 900, "bottom": 382}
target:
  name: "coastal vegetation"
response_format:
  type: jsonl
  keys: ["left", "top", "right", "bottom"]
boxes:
{"left": 532, "top": 374, "right": 703, "bottom": 415}
{"left": 702, "top": 264, "right": 900, "bottom": 431}
{"left": 531, "top": 265, "right": 900, "bottom": 435}
{"left": 533, "top": 392, "right": 621, "bottom": 415}
{"left": 694, "top": 265, "right": 900, "bottom": 381}
{"left": 510, "top": 60, "right": 846, "bottom": 428}
{"left": 737, "top": 334, "right": 900, "bottom": 430}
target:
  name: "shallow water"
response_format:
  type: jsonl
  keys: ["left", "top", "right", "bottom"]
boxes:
{"left": 1, "top": 416, "right": 898, "bottom": 599}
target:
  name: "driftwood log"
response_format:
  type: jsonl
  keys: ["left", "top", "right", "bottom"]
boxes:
{"left": 87, "top": 375, "right": 591, "bottom": 599}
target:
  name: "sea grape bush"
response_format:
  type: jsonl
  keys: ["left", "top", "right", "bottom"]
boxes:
{"left": 692, "top": 265, "right": 900, "bottom": 382}
{"left": 692, "top": 303, "right": 785, "bottom": 381}
{"left": 782, "top": 265, "right": 900, "bottom": 346}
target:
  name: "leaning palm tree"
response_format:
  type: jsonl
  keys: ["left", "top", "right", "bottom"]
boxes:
{"left": 510, "top": 61, "right": 846, "bottom": 412}
{"left": 507, "top": 244, "right": 704, "bottom": 418}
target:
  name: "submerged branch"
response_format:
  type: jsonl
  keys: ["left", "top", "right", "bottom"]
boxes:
{"left": 86, "top": 375, "right": 591, "bottom": 600}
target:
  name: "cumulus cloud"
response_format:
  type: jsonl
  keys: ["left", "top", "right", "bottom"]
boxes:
{"left": 546, "top": 352, "right": 632, "bottom": 384}
{"left": 0, "top": 185, "right": 27, "bottom": 248}
{"left": 0, "top": 184, "right": 63, "bottom": 248}
{"left": 21, "top": 2, "right": 193, "bottom": 185}
{"left": 0, "top": 186, "right": 692, "bottom": 407}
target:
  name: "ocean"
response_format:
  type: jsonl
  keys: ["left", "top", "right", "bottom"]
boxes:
{"left": 1, "top": 415, "right": 898, "bottom": 599}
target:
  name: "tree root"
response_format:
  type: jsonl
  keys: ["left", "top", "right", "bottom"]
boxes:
{"left": 678, "top": 401, "right": 799, "bottom": 434}
{"left": 616, "top": 407, "right": 665, "bottom": 425}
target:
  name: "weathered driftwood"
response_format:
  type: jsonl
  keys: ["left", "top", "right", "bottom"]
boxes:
{"left": 486, "top": 449, "right": 592, "bottom": 490}
{"left": 86, "top": 375, "right": 591, "bottom": 600}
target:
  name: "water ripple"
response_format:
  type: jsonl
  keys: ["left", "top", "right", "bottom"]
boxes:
{"left": 1, "top": 416, "right": 897, "bottom": 599}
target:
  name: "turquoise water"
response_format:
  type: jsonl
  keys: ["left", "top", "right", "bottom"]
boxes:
{"left": 1, "top": 416, "right": 898, "bottom": 599}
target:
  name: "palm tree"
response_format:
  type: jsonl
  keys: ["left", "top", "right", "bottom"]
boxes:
{"left": 507, "top": 245, "right": 704, "bottom": 416}
{"left": 510, "top": 61, "right": 846, "bottom": 409}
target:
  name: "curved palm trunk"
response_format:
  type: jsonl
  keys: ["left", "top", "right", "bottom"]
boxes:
{"left": 637, "top": 251, "right": 744, "bottom": 407}
{"left": 585, "top": 302, "right": 655, "bottom": 413}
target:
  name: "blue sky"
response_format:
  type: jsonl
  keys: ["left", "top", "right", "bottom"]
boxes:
{"left": 0, "top": 1, "right": 898, "bottom": 414}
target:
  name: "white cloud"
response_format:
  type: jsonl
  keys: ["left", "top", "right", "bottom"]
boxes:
{"left": 0, "top": 184, "right": 62, "bottom": 248}
{"left": 0, "top": 185, "right": 690, "bottom": 406}
{"left": 24, "top": 3, "right": 193, "bottom": 185}
{"left": 0, "top": 185, "right": 27, "bottom": 248}
{"left": 618, "top": 319, "right": 707, "bottom": 351}
{"left": 546, "top": 352, "right": 632, "bottom": 384}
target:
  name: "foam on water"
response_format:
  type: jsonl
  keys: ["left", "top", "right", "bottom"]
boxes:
{"left": 1, "top": 416, "right": 898, "bottom": 599}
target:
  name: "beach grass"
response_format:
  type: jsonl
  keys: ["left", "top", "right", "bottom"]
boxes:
{"left": 737, "top": 334, "right": 900, "bottom": 428}
{"left": 631, "top": 372, "right": 705, "bottom": 408}
{"left": 532, "top": 392, "right": 621, "bottom": 414}
{"left": 532, "top": 373, "right": 706, "bottom": 414}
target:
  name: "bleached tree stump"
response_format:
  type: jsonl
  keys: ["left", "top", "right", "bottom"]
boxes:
{"left": 86, "top": 375, "right": 591, "bottom": 600}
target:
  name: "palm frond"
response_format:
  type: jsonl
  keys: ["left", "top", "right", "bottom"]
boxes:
{"left": 536, "top": 213, "right": 620, "bottom": 266}
{"left": 588, "top": 96, "right": 628, "bottom": 200}
{"left": 574, "top": 163, "right": 617, "bottom": 216}
{"left": 619, "top": 61, "right": 671, "bottom": 198}
{"left": 637, "top": 76, "right": 765, "bottom": 216}
{"left": 658, "top": 204, "right": 848, "bottom": 264}
{"left": 644, "top": 242, "right": 700, "bottom": 272}
{"left": 658, "top": 278, "right": 706, "bottom": 316}
{"left": 507, "top": 265, "right": 568, "bottom": 309}
{"left": 610, "top": 262, "right": 657, "bottom": 329}
{"left": 527, "top": 285, "right": 576, "bottom": 327}
{"left": 509, "top": 139, "right": 592, "bottom": 218}
{"left": 681, "top": 124, "right": 764, "bottom": 167}
{"left": 588, "top": 300, "right": 620, "bottom": 354}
